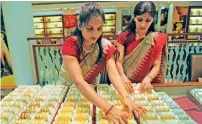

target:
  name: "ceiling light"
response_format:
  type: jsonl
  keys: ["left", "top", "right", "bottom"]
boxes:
{"left": 112, "top": 6, "right": 114, "bottom": 7}
{"left": 57, "top": 8, "right": 59, "bottom": 10}
{"left": 43, "top": 9, "right": 46, "bottom": 10}
{"left": 64, "top": 8, "right": 67, "bottom": 10}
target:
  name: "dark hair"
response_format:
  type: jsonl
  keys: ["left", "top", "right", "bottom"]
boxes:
{"left": 124, "top": 1, "right": 156, "bottom": 33}
{"left": 72, "top": 2, "right": 105, "bottom": 62}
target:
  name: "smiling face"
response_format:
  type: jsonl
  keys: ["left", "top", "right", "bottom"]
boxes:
{"left": 79, "top": 15, "right": 104, "bottom": 44}
{"left": 134, "top": 12, "right": 154, "bottom": 34}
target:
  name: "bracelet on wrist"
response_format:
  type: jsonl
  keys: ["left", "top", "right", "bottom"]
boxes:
{"left": 105, "top": 105, "right": 114, "bottom": 115}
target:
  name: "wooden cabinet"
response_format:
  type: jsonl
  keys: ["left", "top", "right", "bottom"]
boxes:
{"left": 186, "top": 6, "right": 202, "bottom": 39}
{"left": 187, "top": 7, "right": 202, "bottom": 33}
{"left": 103, "top": 13, "right": 116, "bottom": 35}
{"left": 33, "top": 15, "right": 64, "bottom": 37}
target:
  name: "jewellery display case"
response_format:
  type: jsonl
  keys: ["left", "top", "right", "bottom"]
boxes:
{"left": 103, "top": 13, "right": 116, "bottom": 35}
{"left": 34, "top": 15, "right": 64, "bottom": 37}
{"left": 1, "top": 83, "right": 202, "bottom": 124}
{"left": 186, "top": 6, "right": 202, "bottom": 39}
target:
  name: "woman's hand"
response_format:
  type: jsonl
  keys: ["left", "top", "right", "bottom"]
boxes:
{"left": 105, "top": 106, "right": 129, "bottom": 124}
{"left": 123, "top": 96, "right": 147, "bottom": 120}
{"left": 121, "top": 75, "right": 134, "bottom": 94}
{"left": 140, "top": 76, "right": 153, "bottom": 92}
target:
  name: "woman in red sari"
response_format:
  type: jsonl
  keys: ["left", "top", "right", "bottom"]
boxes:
{"left": 117, "top": 1, "right": 168, "bottom": 93}
{"left": 59, "top": 2, "right": 146, "bottom": 123}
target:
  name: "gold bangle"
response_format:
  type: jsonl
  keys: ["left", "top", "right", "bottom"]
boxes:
{"left": 105, "top": 105, "right": 114, "bottom": 115}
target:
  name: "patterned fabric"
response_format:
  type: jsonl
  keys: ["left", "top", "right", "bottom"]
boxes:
{"left": 57, "top": 37, "right": 117, "bottom": 86}
{"left": 118, "top": 32, "right": 168, "bottom": 83}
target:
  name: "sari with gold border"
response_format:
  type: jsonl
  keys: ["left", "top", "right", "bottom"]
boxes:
{"left": 120, "top": 32, "right": 168, "bottom": 83}
{"left": 57, "top": 37, "right": 117, "bottom": 86}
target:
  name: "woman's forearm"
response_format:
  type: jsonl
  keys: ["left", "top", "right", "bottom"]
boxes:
{"left": 148, "top": 64, "right": 160, "bottom": 79}
{"left": 116, "top": 61, "right": 126, "bottom": 76}
{"left": 63, "top": 56, "right": 111, "bottom": 113}
{"left": 106, "top": 58, "right": 129, "bottom": 98}
{"left": 147, "top": 55, "right": 161, "bottom": 79}
{"left": 74, "top": 78, "right": 111, "bottom": 113}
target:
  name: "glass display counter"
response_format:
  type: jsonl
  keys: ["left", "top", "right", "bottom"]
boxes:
{"left": 1, "top": 83, "right": 202, "bottom": 124}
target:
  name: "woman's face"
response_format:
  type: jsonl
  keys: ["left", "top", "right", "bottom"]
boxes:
{"left": 80, "top": 15, "right": 104, "bottom": 44}
{"left": 134, "top": 12, "right": 154, "bottom": 34}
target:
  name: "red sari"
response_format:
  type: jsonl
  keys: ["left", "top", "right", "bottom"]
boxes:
{"left": 117, "top": 31, "right": 168, "bottom": 83}
{"left": 58, "top": 36, "right": 117, "bottom": 85}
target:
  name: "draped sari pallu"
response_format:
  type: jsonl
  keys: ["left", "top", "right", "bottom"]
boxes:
{"left": 123, "top": 32, "right": 168, "bottom": 83}
{"left": 58, "top": 38, "right": 117, "bottom": 86}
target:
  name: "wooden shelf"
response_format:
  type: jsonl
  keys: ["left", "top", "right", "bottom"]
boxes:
{"left": 103, "top": 13, "right": 116, "bottom": 35}
{"left": 34, "top": 22, "right": 43, "bottom": 23}
{"left": 104, "top": 25, "right": 115, "bottom": 26}
{"left": 36, "top": 34, "right": 44, "bottom": 35}
{"left": 47, "top": 33, "right": 63, "bottom": 35}
{"left": 34, "top": 15, "right": 64, "bottom": 37}
{"left": 186, "top": 7, "right": 202, "bottom": 34}
{"left": 188, "top": 32, "right": 202, "bottom": 33}
{"left": 44, "top": 21, "right": 62, "bottom": 23}
{"left": 34, "top": 28, "right": 44, "bottom": 29}
{"left": 189, "top": 24, "right": 202, "bottom": 25}
{"left": 190, "top": 15, "right": 202, "bottom": 17}
{"left": 45, "top": 27, "right": 63, "bottom": 29}
{"left": 105, "top": 19, "right": 115, "bottom": 21}
{"left": 103, "top": 31, "right": 116, "bottom": 33}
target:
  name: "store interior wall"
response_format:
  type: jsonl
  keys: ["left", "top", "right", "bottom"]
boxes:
{"left": 2, "top": 1, "right": 36, "bottom": 85}
{"left": 31, "top": 4, "right": 178, "bottom": 34}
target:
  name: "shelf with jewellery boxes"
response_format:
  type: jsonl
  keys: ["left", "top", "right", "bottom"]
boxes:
{"left": 104, "top": 13, "right": 116, "bottom": 35}
{"left": 187, "top": 7, "right": 202, "bottom": 33}
{"left": 186, "top": 6, "right": 202, "bottom": 40}
{"left": 33, "top": 15, "right": 64, "bottom": 37}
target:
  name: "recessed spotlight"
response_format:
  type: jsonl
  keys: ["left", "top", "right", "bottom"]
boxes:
{"left": 57, "top": 8, "right": 59, "bottom": 10}
{"left": 44, "top": 9, "right": 46, "bottom": 10}
{"left": 64, "top": 8, "right": 67, "bottom": 10}
{"left": 112, "top": 6, "right": 114, "bottom": 7}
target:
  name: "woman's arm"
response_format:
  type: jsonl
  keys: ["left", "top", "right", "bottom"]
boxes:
{"left": 63, "top": 55, "right": 129, "bottom": 123}
{"left": 116, "top": 42, "right": 133, "bottom": 93}
{"left": 63, "top": 55, "right": 111, "bottom": 112}
{"left": 106, "top": 56, "right": 147, "bottom": 119}
{"left": 148, "top": 54, "right": 162, "bottom": 80}
{"left": 106, "top": 56, "right": 129, "bottom": 98}
{"left": 116, "top": 42, "right": 125, "bottom": 76}
{"left": 140, "top": 54, "right": 161, "bottom": 90}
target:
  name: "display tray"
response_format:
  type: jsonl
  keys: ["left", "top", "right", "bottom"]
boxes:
{"left": 153, "top": 83, "right": 202, "bottom": 98}
{"left": 1, "top": 83, "right": 202, "bottom": 124}
{"left": 153, "top": 82, "right": 202, "bottom": 124}
{"left": 187, "top": 89, "right": 202, "bottom": 111}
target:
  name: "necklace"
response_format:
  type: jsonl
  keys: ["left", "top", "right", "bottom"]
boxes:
{"left": 82, "top": 43, "right": 95, "bottom": 53}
